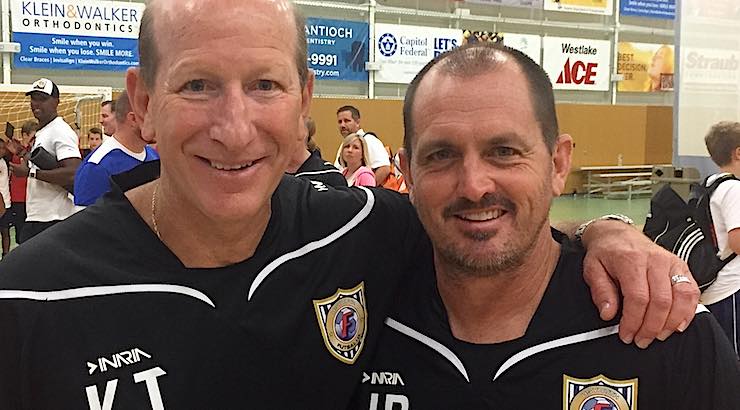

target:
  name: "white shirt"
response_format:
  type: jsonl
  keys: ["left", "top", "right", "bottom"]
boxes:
{"left": 334, "top": 128, "right": 391, "bottom": 171}
{"left": 0, "top": 159, "right": 10, "bottom": 209}
{"left": 700, "top": 173, "right": 740, "bottom": 305}
{"left": 26, "top": 116, "right": 81, "bottom": 222}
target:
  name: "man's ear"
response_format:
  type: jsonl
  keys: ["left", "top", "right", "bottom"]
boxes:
{"left": 551, "top": 134, "right": 573, "bottom": 197}
{"left": 299, "top": 71, "right": 315, "bottom": 142}
{"left": 126, "top": 67, "right": 154, "bottom": 143}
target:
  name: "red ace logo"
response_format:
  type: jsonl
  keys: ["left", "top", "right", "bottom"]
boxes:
{"left": 556, "top": 58, "right": 598, "bottom": 85}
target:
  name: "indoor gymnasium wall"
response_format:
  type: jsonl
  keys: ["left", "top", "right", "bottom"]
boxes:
{"left": 311, "top": 98, "right": 673, "bottom": 193}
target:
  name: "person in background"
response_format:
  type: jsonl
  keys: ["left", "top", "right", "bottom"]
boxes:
{"left": 80, "top": 127, "right": 104, "bottom": 158}
{"left": 87, "top": 127, "right": 103, "bottom": 151}
{"left": 6, "top": 120, "right": 36, "bottom": 245}
{"left": 74, "top": 91, "right": 158, "bottom": 207}
{"left": 334, "top": 105, "right": 391, "bottom": 185}
{"left": 700, "top": 121, "right": 740, "bottom": 355}
{"left": 339, "top": 133, "right": 375, "bottom": 187}
{"left": 0, "top": 140, "right": 11, "bottom": 257}
{"left": 9, "top": 78, "right": 81, "bottom": 242}
{"left": 99, "top": 99, "right": 117, "bottom": 137}
{"left": 287, "top": 117, "right": 346, "bottom": 188}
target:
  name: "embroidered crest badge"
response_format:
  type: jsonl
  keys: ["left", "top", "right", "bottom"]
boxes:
{"left": 563, "top": 374, "right": 638, "bottom": 410}
{"left": 313, "top": 282, "right": 367, "bottom": 364}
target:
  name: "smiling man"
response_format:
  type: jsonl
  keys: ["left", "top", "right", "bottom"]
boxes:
{"left": 0, "top": 1, "right": 698, "bottom": 409}
{"left": 9, "top": 78, "right": 81, "bottom": 241}
{"left": 352, "top": 43, "right": 740, "bottom": 409}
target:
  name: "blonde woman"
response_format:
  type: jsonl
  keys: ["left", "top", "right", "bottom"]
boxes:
{"left": 339, "top": 133, "right": 376, "bottom": 187}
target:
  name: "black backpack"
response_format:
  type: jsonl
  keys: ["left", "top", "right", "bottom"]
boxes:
{"left": 643, "top": 173, "right": 738, "bottom": 290}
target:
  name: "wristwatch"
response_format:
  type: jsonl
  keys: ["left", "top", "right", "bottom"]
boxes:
{"left": 29, "top": 169, "right": 37, "bottom": 179}
{"left": 574, "top": 214, "right": 634, "bottom": 244}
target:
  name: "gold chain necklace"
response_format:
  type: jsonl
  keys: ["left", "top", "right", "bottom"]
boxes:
{"left": 151, "top": 182, "right": 162, "bottom": 240}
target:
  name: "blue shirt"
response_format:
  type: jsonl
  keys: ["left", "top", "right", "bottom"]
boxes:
{"left": 74, "top": 136, "right": 158, "bottom": 206}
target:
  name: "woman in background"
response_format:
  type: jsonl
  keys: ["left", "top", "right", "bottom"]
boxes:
{"left": 339, "top": 133, "right": 375, "bottom": 187}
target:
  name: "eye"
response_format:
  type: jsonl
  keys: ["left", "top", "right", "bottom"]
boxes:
{"left": 181, "top": 79, "right": 207, "bottom": 93}
{"left": 493, "top": 146, "right": 516, "bottom": 157}
{"left": 427, "top": 149, "right": 455, "bottom": 162}
{"left": 256, "top": 80, "right": 277, "bottom": 91}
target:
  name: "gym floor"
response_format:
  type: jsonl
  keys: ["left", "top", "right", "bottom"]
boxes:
{"left": 0, "top": 195, "right": 651, "bottom": 258}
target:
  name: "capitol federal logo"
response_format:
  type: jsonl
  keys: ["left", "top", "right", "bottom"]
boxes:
{"left": 378, "top": 33, "right": 398, "bottom": 57}
{"left": 563, "top": 374, "right": 637, "bottom": 410}
{"left": 313, "top": 282, "right": 367, "bottom": 364}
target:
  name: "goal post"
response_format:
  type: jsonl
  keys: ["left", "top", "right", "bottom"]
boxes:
{"left": 0, "top": 83, "right": 112, "bottom": 149}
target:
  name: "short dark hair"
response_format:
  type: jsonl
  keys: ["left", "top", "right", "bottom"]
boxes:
{"left": 21, "top": 120, "right": 38, "bottom": 135}
{"left": 101, "top": 99, "right": 116, "bottom": 112}
{"left": 114, "top": 91, "right": 132, "bottom": 123}
{"left": 705, "top": 121, "right": 740, "bottom": 166}
{"left": 403, "top": 43, "right": 559, "bottom": 159}
{"left": 138, "top": 1, "right": 308, "bottom": 90}
{"left": 337, "top": 105, "right": 361, "bottom": 121}
{"left": 88, "top": 127, "right": 102, "bottom": 136}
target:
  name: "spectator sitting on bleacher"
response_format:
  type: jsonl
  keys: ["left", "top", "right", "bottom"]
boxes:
{"left": 339, "top": 133, "right": 375, "bottom": 187}
{"left": 73, "top": 91, "right": 159, "bottom": 207}
{"left": 700, "top": 121, "right": 740, "bottom": 355}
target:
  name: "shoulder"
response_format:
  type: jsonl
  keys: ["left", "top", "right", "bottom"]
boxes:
{"left": 0, "top": 201, "right": 126, "bottom": 289}
{"left": 49, "top": 117, "right": 77, "bottom": 138}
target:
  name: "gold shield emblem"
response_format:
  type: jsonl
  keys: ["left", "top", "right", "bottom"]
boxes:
{"left": 563, "top": 374, "right": 637, "bottom": 410}
{"left": 313, "top": 282, "right": 367, "bottom": 364}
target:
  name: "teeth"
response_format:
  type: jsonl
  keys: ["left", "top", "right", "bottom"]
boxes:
{"left": 460, "top": 210, "right": 503, "bottom": 221}
{"left": 209, "top": 161, "right": 253, "bottom": 171}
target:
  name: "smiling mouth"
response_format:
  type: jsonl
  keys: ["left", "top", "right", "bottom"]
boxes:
{"left": 202, "top": 157, "right": 257, "bottom": 171}
{"left": 456, "top": 209, "right": 506, "bottom": 222}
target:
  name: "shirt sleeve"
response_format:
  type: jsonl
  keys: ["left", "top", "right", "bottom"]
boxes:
{"left": 664, "top": 311, "right": 740, "bottom": 408}
{"left": 364, "top": 135, "right": 391, "bottom": 169}
{"left": 53, "top": 128, "right": 82, "bottom": 161}
{"left": 73, "top": 163, "right": 112, "bottom": 206}
{"left": 717, "top": 180, "right": 740, "bottom": 232}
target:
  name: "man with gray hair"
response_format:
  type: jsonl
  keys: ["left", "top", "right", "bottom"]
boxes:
{"left": 352, "top": 43, "right": 740, "bottom": 409}
{"left": 0, "top": 1, "right": 698, "bottom": 408}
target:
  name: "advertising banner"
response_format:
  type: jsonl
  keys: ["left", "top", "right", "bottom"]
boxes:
{"left": 617, "top": 43, "right": 674, "bottom": 92}
{"left": 543, "top": 0, "right": 613, "bottom": 16}
{"left": 464, "top": 0, "right": 543, "bottom": 8}
{"left": 461, "top": 31, "right": 541, "bottom": 64}
{"left": 681, "top": 47, "right": 740, "bottom": 87}
{"left": 542, "top": 36, "right": 612, "bottom": 91}
{"left": 620, "top": 0, "right": 675, "bottom": 20}
{"left": 503, "top": 33, "right": 541, "bottom": 65}
{"left": 306, "top": 18, "right": 368, "bottom": 82}
{"left": 12, "top": 0, "right": 144, "bottom": 71}
{"left": 375, "top": 24, "right": 462, "bottom": 84}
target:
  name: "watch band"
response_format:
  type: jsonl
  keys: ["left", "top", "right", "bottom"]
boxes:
{"left": 29, "top": 169, "right": 36, "bottom": 179}
{"left": 574, "top": 214, "right": 634, "bottom": 243}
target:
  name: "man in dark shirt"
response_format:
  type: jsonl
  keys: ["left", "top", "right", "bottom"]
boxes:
{"left": 0, "top": 1, "right": 699, "bottom": 408}
{"left": 352, "top": 43, "right": 740, "bottom": 409}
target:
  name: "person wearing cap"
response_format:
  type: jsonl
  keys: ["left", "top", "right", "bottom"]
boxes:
{"left": 9, "top": 78, "right": 81, "bottom": 241}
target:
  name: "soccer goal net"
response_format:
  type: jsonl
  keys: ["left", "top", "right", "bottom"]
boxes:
{"left": 0, "top": 84, "right": 112, "bottom": 149}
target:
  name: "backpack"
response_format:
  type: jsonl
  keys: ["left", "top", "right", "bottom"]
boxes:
{"left": 643, "top": 173, "right": 738, "bottom": 290}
